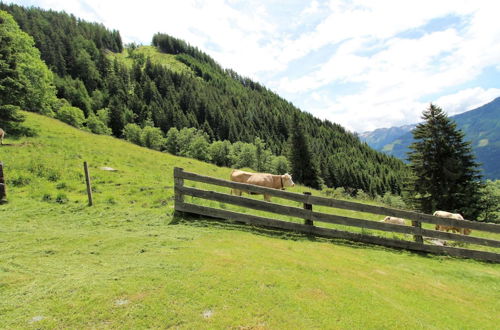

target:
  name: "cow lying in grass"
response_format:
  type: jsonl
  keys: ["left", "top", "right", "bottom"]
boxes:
{"left": 433, "top": 210, "right": 472, "bottom": 235}
{"left": 380, "top": 216, "right": 406, "bottom": 225}
{"left": 230, "top": 170, "right": 295, "bottom": 202}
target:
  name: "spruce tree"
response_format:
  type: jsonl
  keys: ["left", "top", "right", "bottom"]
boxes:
{"left": 288, "top": 113, "right": 322, "bottom": 189}
{"left": 406, "top": 104, "right": 484, "bottom": 219}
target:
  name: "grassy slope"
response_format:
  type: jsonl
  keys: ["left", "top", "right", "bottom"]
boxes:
{"left": 0, "top": 113, "right": 499, "bottom": 329}
{"left": 108, "top": 46, "right": 194, "bottom": 74}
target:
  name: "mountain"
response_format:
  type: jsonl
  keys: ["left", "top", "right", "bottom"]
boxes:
{"left": 359, "top": 124, "right": 415, "bottom": 151}
{"left": 360, "top": 97, "right": 500, "bottom": 180}
{"left": 1, "top": 3, "right": 408, "bottom": 196}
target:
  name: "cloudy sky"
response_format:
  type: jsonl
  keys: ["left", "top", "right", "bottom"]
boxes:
{"left": 10, "top": 0, "right": 500, "bottom": 132}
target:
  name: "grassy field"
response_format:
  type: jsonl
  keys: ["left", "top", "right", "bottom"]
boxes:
{"left": 108, "top": 46, "right": 195, "bottom": 74}
{"left": 1, "top": 113, "right": 499, "bottom": 329}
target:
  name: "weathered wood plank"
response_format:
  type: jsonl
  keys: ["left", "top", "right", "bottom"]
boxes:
{"left": 178, "top": 185, "right": 500, "bottom": 248}
{"left": 178, "top": 185, "right": 312, "bottom": 219}
{"left": 176, "top": 202, "right": 500, "bottom": 263}
{"left": 174, "top": 167, "right": 185, "bottom": 205}
{"left": 175, "top": 168, "right": 500, "bottom": 233}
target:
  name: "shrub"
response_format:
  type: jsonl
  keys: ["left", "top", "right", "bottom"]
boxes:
{"left": 355, "top": 190, "right": 370, "bottom": 201}
{"left": 478, "top": 180, "right": 500, "bottom": 223}
{"left": 209, "top": 140, "right": 232, "bottom": 167}
{"left": 56, "top": 105, "right": 85, "bottom": 128}
{"left": 141, "top": 126, "right": 165, "bottom": 151}
{"left": 122, "top": 123, "right": 143, "bottom": 145}
{"left": 188, "top": 135, "right": 210, "bottom": 161}
{"left": 177, "top": 127, "right": 199, "bottom": 156}
{"left": 86, "top": 112, "right": 111, "bottom": 135}
{"left": 165, "top": 127, "right": 180, "bottom": 154}
{"left": 230, "top": 142, "right": 256, "bottom": 169}
{"left": 382, "top": 192, "right": 407, "bottom": 209}
{"left": 270, "top": 156, "right": 290, "bottom": 174}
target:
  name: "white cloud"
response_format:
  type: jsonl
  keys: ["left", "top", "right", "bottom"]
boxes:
{"left": 435, "top": 88, "right": 500, "bottom": 116}
{"left": 271, "top": 0, "right": 500, "bottom": 131}
{"left": 301, "top": 0, "right": 319, "bottom": 16}
{"left": 10, "top": 0, "right": 500, "bottom": 132}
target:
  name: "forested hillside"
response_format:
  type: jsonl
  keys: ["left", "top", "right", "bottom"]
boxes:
{"left": 1, "top": 3, "right": 407, "bottom": 196}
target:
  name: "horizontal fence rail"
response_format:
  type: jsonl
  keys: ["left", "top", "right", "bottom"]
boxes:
{"left": 174, "top": 168, "right": 500, "bottom": 262}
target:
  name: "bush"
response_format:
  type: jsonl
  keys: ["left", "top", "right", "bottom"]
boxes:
{"left": 270, "top": 156, "right": 290, "bottom": 174}
{"left": 165, "top": 127, "right": 180, "bottom": 154}
{"left": 188, "top": 135, "right": 210, "bottom": 161}
{"left": 122, "top": 123, "right": 143, "bottom": 145}
{"left": 56, "top": 105, "right": 85, "bottom": 128}
{"left": 86, "top": 109, "right": 111, "bottom": 135}
{"left": 382, "top": 192, "right": 407, "bottom": 209}
{"left": 141, "top": 126, "right": 165, "bottom": 151}
{"left": 355, "top": 190, "right": 370, "bottom": 201}
{"left": 230, "top": 142, "right": 256, "bottom": 169}
{"left": 209, "top": 140, "right": 232, "bottom": 167}
{"left": 478, "top": 180, "right": 500, "bottom": 223}
{"left": 176, "top": 127, "right": 199, "bottom": 157}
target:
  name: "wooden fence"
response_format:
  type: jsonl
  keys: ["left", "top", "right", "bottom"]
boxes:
{"left": 0, "top": 162, "right": 6, "bottom": 203}
{"left": 173, "top": 168, "right": 500, "bottom": 262}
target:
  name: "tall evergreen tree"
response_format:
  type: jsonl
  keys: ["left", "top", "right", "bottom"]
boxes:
{"left": 406, "top": 104, "right": 484, "bottom": 219}
{"left": 288, "top": 113, "right": 322, "bottom": 189}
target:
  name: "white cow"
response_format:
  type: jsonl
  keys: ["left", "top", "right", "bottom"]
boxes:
{"left": 380, "top": 216, "right": 406, "bottom": 225}
{"left": 433, "top": 211, "right": 471, "bottom": 235}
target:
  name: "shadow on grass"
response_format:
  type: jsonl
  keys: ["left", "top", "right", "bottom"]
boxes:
{"left": 170, "top": 210, "right": 429, "bottom": 258}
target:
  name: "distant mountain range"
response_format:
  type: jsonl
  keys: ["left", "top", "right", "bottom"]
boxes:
{"left": 359, "top": 97, "right": 500, "bottom": 180}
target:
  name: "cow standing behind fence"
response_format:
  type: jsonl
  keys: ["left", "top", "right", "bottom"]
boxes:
{"left": 230, "top": 170, "right": 294, "bottom": 202}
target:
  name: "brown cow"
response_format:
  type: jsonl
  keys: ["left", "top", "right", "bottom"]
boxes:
{"left": 0, "top": 128, "right": 4, "bottom": 145}
{"left": 433, "top": 210, "right": 472, "bottom": 235}
{"left": 230, "top": 170, "right": 295, "bottom": 202}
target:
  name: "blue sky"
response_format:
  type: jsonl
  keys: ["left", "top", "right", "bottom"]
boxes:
{"left": 10, "top": 0, "right": 500, "bottom": 132}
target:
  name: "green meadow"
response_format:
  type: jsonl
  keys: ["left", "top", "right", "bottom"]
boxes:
{"left": 1, "top": 112, "right": 499, "bottom": 329}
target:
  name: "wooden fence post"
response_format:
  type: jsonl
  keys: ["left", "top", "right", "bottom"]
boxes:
{"left": 174, "top": 167, "right": 185, "bottom": 209}
{"left": 303, "top": 192, "right": 313, "bottom": 225}
{"left": 412, "top": 220, "right": 423, "bottom": 244}
{"left": 83, "top": 161, "right": 93, "bottom": 206}
{"left": 0, "top": 162, "right": 7, "bottom": 204}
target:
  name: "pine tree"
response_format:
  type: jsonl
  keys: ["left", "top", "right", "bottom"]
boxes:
{"left": 406, "top": 104, "right": 484, "bottom": 219}
{"left": 288, "top": 113, "right": 322, "bottom": 189}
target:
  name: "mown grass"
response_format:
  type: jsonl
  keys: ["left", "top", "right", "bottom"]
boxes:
{"left": 0, "top": 112, "right": 499, "bottom": 329}
{"left": 108, "top": 46, "right": 194, "bottom": 74}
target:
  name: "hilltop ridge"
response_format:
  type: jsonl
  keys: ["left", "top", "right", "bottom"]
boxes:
{"left": 0, "top": 3, "right": 409, "bottom": 196}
